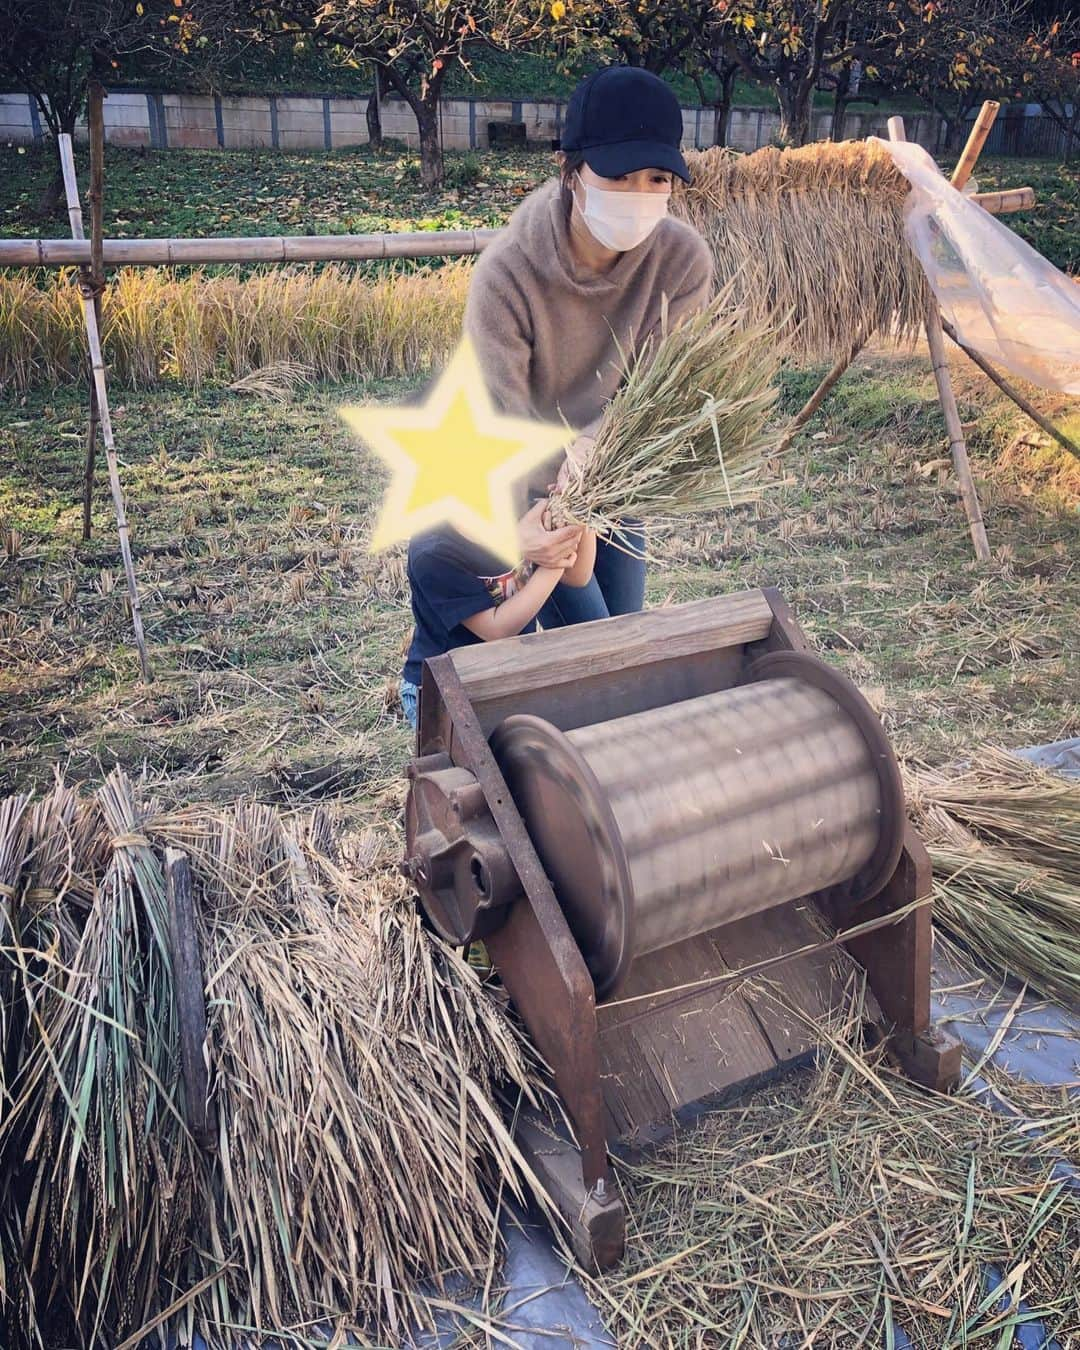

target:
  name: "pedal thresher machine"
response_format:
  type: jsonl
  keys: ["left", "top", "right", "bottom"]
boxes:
{"left": 403, "top": 589, "right": 961, "bottom": 1268}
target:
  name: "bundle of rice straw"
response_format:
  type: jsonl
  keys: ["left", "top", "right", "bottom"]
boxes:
{"left": 904, "top": 747, "right": 1080, "bottom": 1005}
{"left": 551, "top": 288, "right": 785, "bottom": 543}
{"left": 672, "top": 140, "right": 930, "bottom": 361}
{"left": 0, "top": 770, "right": 546, "bottom": 1348}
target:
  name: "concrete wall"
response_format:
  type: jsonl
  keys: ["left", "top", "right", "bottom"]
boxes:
{"left": 2, "top": 87, "right": 1043, "bottom": 157}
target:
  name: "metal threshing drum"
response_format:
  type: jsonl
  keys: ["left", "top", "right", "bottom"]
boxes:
{"left": 490, "top": 651, "right": 904, "bottom": 1000}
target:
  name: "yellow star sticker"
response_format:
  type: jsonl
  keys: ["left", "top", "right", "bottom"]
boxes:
{"left": 340, "top": 336, "right": 575, "bottom": 567}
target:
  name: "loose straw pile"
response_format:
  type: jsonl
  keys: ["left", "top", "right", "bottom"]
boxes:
{"left": 673, "top": 141, "right": 930, "bottom": 361}
{"left": 589, "top": 976, "right": 1080, "bottom": 1347}
{"left": 0, "top": 771, "right": 545, "bottom": 1348}
{"left": 905, "top": 747, "right": 1080, "bottom": 1005}
{"left": 552, "top": 288, "right": 785, "bottom": 544}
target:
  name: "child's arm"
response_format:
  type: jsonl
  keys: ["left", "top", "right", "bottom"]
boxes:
{"left": 561, "top": 529, "right": 596, "bottom": 588}
{"left": 461, "top": 565, "right": 566, "bottom": 642}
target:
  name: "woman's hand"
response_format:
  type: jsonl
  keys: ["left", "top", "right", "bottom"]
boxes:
{"left": 517, "top": 499, "right": 582, "bottom": 569}
{"left": 555, "top": 434, "right": 596, "bottom": 493}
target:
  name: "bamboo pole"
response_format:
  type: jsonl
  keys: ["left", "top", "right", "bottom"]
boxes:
{"left": 0, "top": 227, "right": 500, "bottom": 268}
{"left": 970, "top": 186, "right": 1034, "bottom": 214}
{"left": 0, "top": 185, "right": 1031, "bottom": 270}
{"left": 84, "top": 382, "right": 99, "bottom": 542}
{"left": 785, "top": 104, "right": 1005, "bottom": 464}
{"left": 941, "top": 316, "right": 1080, "bottom": 463}
{"left": 890, "top": 115, "right": 991, "bottom": 561}
{"left": 777, "top": 331, "right": 869, "bottom": 455}
{"left": 83, "top": 83, "right": 105, "bottom": 542}
{"left": 58, "top": 134, "right": 153, "bottom": 681}
{"left": 951, "top": 100, "right": 999, "bottom": 190}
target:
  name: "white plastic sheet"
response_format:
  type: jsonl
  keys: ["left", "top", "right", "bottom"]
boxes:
{"left": 872, "top": 137, "right": 1080, "bottom": 394}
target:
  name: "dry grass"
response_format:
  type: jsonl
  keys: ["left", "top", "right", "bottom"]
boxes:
{"left": 0, "top": 772, "right": 547, "bottom": 1347}
{"left": 0, "top": 261, "right": 471, "bottom": 392}
{"left": 673, "top": 140, "right": 930, "bottom": 361}
{"left": 589, "top": 981, "right": 1080, "bottom": 1347}
{"left": 552, "top": 289, "right": 785, "bottom": 541}
{"left": 906, "top": 748, "right": 1080, "bottom": 1005}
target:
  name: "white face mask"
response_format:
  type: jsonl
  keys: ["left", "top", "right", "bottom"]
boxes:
{"left": 573, "top": 174, "right": 669, "bottom": 252}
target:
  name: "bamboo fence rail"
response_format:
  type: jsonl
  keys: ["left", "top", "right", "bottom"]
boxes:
{"left": 0, "top": 229, "right": 499, "bottom": 268}
{"left": 0, "top": 188, "right": 1030, "bottom": 270}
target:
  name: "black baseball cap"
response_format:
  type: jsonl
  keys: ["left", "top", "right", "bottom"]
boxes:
{"left": 560, "top": 66, "right": 690, "bottom": 183}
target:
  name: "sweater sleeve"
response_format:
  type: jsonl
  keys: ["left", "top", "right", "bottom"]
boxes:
{"left": 643, "top": 234, "right": 715, "bottom": 348}
{"left": 463, "top": 251, "right": 536, "bottom": 420}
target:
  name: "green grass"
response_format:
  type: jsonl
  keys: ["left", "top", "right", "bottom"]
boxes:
{"left": 0, "top": 142, "right": 544, "bottom": 243}
{"left": 1, "top": 349, "right": 1077, "bottom": 819}
{"left": 962, "top": 156, "right": 1080, "bottom": 273}
{"left": 4, "top": 141, "right": 1077, "bottom": 275}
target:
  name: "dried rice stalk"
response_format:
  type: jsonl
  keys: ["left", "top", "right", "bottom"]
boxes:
{"left": 905, "top": 748, "right": 1080, "bottom": 1004}
{"left": 588, "top": 974, "right": 1080, "bottom": 1346}
{"left": 552, "top": 288, "right": 785, "bottom": 542}
{"left": 0, "top": 775, "right": 547, "bottom": 1347}
{"left": 228, "top": 360, "right": 315, "bottom": 402}
{"left": 15, "top": 771, "right": 197, "bottom": 1346}
{"left": 672, "top": 141, "right": 930, "bottom": 361}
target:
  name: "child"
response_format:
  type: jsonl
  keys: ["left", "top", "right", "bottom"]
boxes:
{"left": 400, "top": 500, "right": 595, "bottom": 729}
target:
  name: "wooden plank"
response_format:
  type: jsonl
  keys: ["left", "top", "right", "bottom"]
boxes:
{"left": 450, "top": 590, "right": 774, "bottom": 705}
{"left": 597, "top": 930, "right": 780, "bottom": 1145}
{"left": 712, "top": 900, "right": 869, "bottom": 1064}
{"left": 513, "top": 1112, "right": 625, "bottom": 1271}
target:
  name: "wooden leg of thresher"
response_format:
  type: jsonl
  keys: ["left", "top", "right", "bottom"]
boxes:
{"left": 422, "top": 655, "right": 626, "bottom": 1271}
{"left": 845, "top": 829, "right": 962, "bottom": 1092}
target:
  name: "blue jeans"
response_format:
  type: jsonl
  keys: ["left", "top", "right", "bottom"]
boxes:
{"left": 539, "top": 523, "right": 646, "bottom": 629}
{"left": 400, "top": 678, "right": 419, "bottom": 729}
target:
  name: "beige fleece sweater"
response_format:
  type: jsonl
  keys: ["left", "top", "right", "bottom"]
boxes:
{"left": 464, "top": 178, "right": 714, "bottom": 497}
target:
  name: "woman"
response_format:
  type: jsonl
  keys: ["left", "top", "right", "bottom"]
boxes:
{"left": 464, "top": 64, "right": 714, "bottom": 627}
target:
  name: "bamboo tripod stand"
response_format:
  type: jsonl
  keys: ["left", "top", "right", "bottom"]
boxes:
{"left": 781, "top": 100, "right": 1077, "bottom": 561}
{"left": 890, "top": 111, "right": 990, "bottom": 561}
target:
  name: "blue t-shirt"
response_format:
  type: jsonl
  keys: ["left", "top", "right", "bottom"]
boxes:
{"left": 403, "top": 528, "right": 535, "bottom": 685}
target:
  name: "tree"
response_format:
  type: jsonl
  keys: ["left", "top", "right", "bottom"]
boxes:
{"left": 365, "top": 60, "right": 387, "bottom": 148}
{"left": 565, "top": 0, "right": 716, "bottom": 74}
{"left": 698, "top": 49, "right": 741, "bottom": 146}
{"left": 239, "top": 1, "right": 557, "bottom": 188}
{"left": 867, "top": 0, "right": 1022, "bottom": 150}
{"left": 0, "top": 0, "right": 212, "bottom": 213}
{"left": 714, "top": 1, "right": 856, "bottom": 147}
{"left": 1012, "top": 18, "right": 1080, "bottom": 160}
